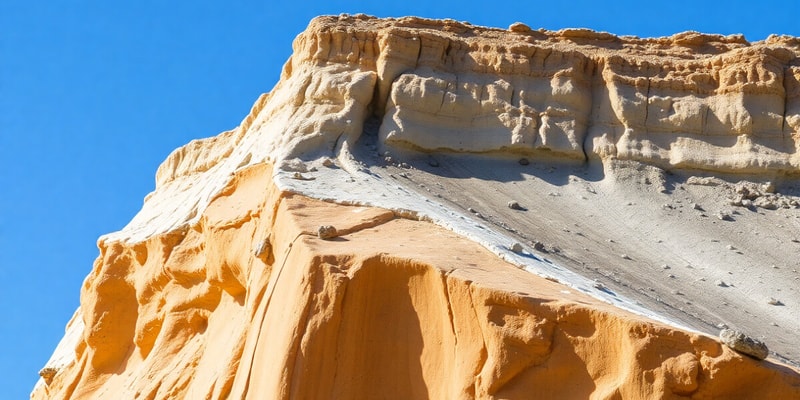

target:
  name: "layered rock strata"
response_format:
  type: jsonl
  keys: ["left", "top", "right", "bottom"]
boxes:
{"left": 33, "top": 15, "right": 800, "bottom": 399}
{"left": 287, "top": 15, "right": 800, "bottom": 173}
{"left": 33, "top": 163, "right": 800, "bottom": 399}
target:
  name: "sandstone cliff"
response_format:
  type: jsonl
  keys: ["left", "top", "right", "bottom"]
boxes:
{"left": 33, "top": 15, "right": 800, "bottom": 399}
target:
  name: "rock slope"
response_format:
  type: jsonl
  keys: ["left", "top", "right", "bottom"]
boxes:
{"left": 33, "top": 15, "right": 800, "bottom": 399}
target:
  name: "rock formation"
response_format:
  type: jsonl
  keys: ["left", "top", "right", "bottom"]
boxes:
{"left": 33, "top": 15, "right": 800, "bottom": 399}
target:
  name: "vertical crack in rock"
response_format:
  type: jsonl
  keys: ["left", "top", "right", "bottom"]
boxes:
{"left": 440, "top": 270, "right": 458, "bottom": 346}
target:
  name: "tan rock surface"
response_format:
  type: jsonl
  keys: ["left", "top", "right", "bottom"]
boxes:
{"left": 33, "top": 15, "right": 800, "bottom": 399}
{"left": 32, "top": 163, "right": 800, "bottom": 399}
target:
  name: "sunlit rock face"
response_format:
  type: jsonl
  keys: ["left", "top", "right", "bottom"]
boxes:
{"left": 33, "top": 15, "right": 800, "bottom": 400}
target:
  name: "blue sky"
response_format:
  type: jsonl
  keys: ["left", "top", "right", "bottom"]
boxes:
{"left": 1, "top": 1, "right": 797, "bottom": 397}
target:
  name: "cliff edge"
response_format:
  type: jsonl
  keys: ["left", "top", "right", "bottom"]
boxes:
{"left": 33, "top": 15, "right": 800, "bottom": 399}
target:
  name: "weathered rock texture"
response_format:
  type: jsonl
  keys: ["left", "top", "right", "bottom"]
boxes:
{"left": 286, "top": 15, "right": 800, "bottom": 173}
{"left": 33, "top": 15, "right": 800, "bottom": 400}
{"left": 33, "top": 163, "right": 800, "bottom": 399}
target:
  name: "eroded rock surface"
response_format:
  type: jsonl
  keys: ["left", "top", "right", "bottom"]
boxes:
{"left": 32, "top": 163, "right": 800, "bottom": 399}
{"left": 33, "top": 15, "right": 800, "bottom": 400}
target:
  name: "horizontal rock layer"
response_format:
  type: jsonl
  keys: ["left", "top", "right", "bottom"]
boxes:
{"left": 286, "top": 15, "right": 800, "bottom": 173}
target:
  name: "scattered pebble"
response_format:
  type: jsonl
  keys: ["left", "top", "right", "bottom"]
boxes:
{"left": 518, "top": 158, "right": 530, "bottom": 165}
{"left": 621, "top": 254, "right": 631, "bottom": 260}
{"left": 253, "top": 239, "right": 272, "bottom": 259}
{"left": 716, "top": 280, "right": 729, "bottom": 287}
{"left": 726, "top": 244, "right": 736, "bottom": 250}
{"left": 39, "top": 367, "right": 58, "bottom": 385}
{"left": 317, "top": 225, "right": 338, "bottom": 240}
{"left": 716, "top": 211, "right": 734, "bottom": 221}
{"left": 322, "top": 158, "right": 335, "bottom": 167}
{"left": 507, "top": 200, "right": 524, "bottom": 210}
{"left": 292, "top": 172, "right": 315, "bottom": 180}
{"left": 767, "top": 298, "right": 784, "bottom": 306}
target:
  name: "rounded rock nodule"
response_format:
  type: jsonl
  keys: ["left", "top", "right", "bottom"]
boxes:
{"left": 317, "top": 225, "right": 338, "bottom": 240}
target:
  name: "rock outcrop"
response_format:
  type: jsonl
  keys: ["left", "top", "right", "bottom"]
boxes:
{"left": 33, "top": 15, "right": 800, "bottom": 399}
{"left": 33, "top": 163, "right": 800, "bottom": 399}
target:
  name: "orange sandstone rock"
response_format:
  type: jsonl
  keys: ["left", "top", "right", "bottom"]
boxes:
{"left": 32, "top": 162, "right": 800, "bottom": 399}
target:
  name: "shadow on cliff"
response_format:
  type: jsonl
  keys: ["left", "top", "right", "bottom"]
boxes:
{"left": 354, "top": 135, "right": 605, "bottom": 187}
{"left": 407, "top": 152, "right": 606, "bottom": 187}
{"left": 328, "top": 255, "right": 430, "bottom": 398}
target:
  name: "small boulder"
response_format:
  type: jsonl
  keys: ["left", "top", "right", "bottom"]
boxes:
{"left": 509, "top": 22, "right": 532, "bottom": 33}
{"left": 253, "top": 239, "right": 272, "bottom": 259}
{"left": 317, "top": 225, "right": 338, "bottom": 240}
{"left": 719, "top": 329, "right": 769, "bottom": 360}
{"left": 39, "top": 367, "right": 58, "bottom": 385}
{"left": 507, "top": 200, "right": 524, "bottom": 210}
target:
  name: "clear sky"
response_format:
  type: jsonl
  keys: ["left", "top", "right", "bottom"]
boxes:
{"left": 1, "top": 1, "right": 797, "bottom": 397}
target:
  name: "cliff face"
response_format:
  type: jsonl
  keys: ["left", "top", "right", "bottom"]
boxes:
{"left": 33, "top": 15, "right": 800, "bottom": 399}
{"left": 286, "top": 16, "right": 800, "bottom": 172}
{"left": 33, "top": 163, "right": 800, "bottom": 399}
